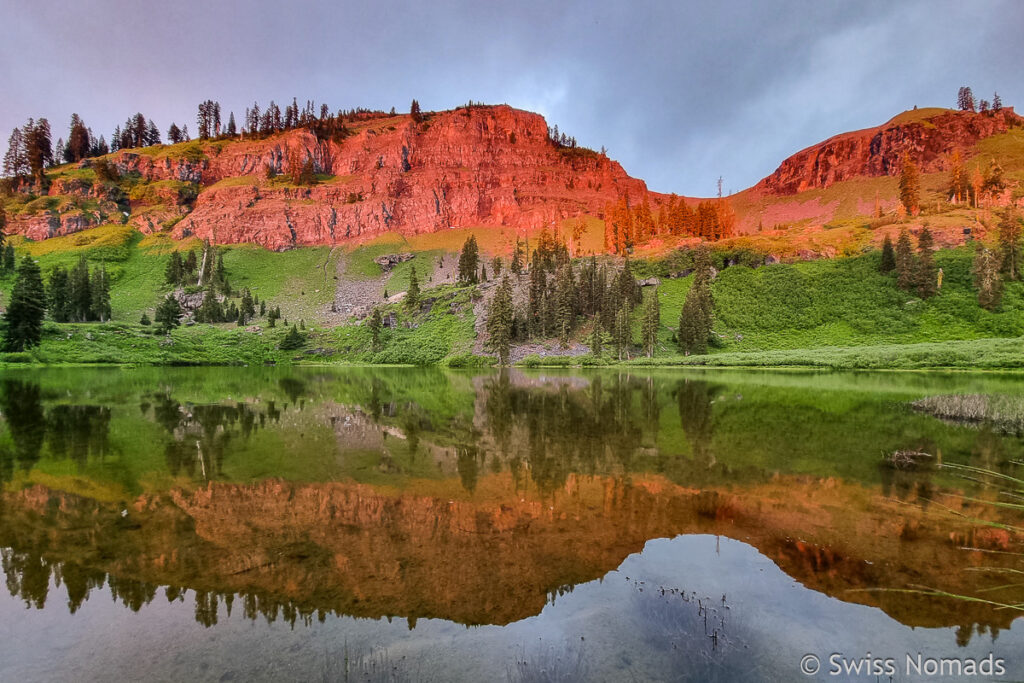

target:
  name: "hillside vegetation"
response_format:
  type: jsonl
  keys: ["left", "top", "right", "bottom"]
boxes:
{"left": 1, "top": 224, "right": 1020, "bottom": 368}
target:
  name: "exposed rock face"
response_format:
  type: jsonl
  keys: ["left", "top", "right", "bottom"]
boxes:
{"left": 759, "top": 108, "right": 1022, "bottom": 195}
{"left": 163, "top": 106, "right": 649, "bottom": 249}
{"left": 18, "top": 211, "right": 102, "bottom": 241}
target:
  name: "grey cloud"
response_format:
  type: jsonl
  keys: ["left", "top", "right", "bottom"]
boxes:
{"left": 1, "top": 0, "right": 1020, "bottom": 195}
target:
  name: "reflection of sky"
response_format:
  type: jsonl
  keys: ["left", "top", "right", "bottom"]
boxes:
{"left": 2, "top": 535, "right": 1020, "bottom": 681}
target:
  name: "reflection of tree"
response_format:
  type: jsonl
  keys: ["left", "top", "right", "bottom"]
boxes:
{"left": 0, "top": 380, "right": 46, "bottom": 478}
{"left": 278, "top": 377, "right": 306, "bottom": 406}
{"left": 147, "top": 393, "right": 264, "bottom": 479}
{"left": 46, "top": 405, "right": 111, "bottom": 466}
{"left": 480, "top": 373, "right": 645, "bottom": 494}
{"left": 675, "top": 380, "right": 717, "bottom": 466}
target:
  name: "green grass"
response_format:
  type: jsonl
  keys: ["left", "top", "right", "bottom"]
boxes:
{"left": 651, "top": 247, "right": 1024, "bottom": 355}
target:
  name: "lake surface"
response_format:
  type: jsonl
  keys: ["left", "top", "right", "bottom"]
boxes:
{"left": 0, "top": 366, "right": 1023, "bottom": 682}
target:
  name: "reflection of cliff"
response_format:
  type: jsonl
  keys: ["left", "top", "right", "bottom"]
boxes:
{"left": 1, "top": 472, "right": 1020, "bottom": 634}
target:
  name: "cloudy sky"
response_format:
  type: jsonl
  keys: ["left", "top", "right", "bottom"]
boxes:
{"left": 2, "top": 0, "right": 1021, "bottom": 195}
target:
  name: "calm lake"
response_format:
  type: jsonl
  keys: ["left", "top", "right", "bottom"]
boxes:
{"left": 1, "top": 366, "right": 1023, "bottom": 682}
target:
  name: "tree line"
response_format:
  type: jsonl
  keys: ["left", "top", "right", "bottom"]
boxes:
{"left": 604, "top": 195, "right": 735, "bottom": 253}
{"left": 480, "top": 231, "right": 718, "bottom": 364}
{"left": 957, "top": 86, "right": 1003, "bottom": 114}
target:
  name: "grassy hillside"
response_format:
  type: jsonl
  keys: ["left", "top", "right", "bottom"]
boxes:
{"left": 652, "top": 247, "right": 1024, "bottom": 354}
{"left": 1, "top": 221, "right": 1021, "bottom": 368}
{"left": 2, "top": 227, "right": 340, "bottom": 324}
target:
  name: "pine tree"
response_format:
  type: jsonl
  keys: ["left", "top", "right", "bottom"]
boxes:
{"left": 973, "top": 245, "right": 1003, "bottom": 310}
{"left": 184, "top": 250, "right": 198, "bottom": 276}
{"left": 613, "top": 305, "right": 632, "bottom": 361}
{"left": 368, "top": 307, "right": 383, "bottom": 352}
{"left": 915, "top": 227, "right": 937, "bottom": 298}
{"left": 0, "top": 208, "right": 5, "bottom": 261}
{"left": 226, "top": 112, "right": 237, "bottom": 137}
{"left": 90, "top": 266, "right": 111, "bottom": 321}
{"left": 554, "top": 265, "right": 575, "bottom": 347}
{"left": 410, "top": 99, "right": 423, "bottom": 124}
{"left": 510, "top": 239, "right": 523, "bottom": 275}
{"left": 3, "top": 245, "right": 15, "bottom": 272}
{"left": 457, "top": 235, "right": 480, "bottom": 284}
{"left": 165, "top": 251, "right": 183, "bottom": 285}
{"left": 898, "top": 155, "right": 920, "bottom": 215}
{"left": 948, "top": 150, "right": 968, "bottom": 203}
{"left": 879, "top": 235, "right": 896, "bottom": 273}
{"left": 70, "top": 256, "right": 92, "bottom": 321}
{"left": 641, "top": 289, "right": 660, "bottom": 357}
{"left": 993, "top": 92, "right": 1003, "bottom": 112}
{"left": 2, "top": 255, "right": 46, "bottom": 351}
{"left": 47, "top": 266, "right": 71, "bottom": 322}
{"left": 167, "top": 123, "right": 182, "bottom": 144}
{"left": 3, "top": 127, "right": 27, "bottom": 180}
{"left": 406, "top": 265, "right": 421, "bottom": 311}
{"left": 485, "top": 276, "right": 515, "bottom": 365}
{"left": 155, "top": 295, "right": 182, "bottom": 334}
{"left": 195, "top": 289, "right": 222, "bottom": 323}
{"left": 66, "top": 114, "right": 91, "bottom": 162}
{"left": 678, "top": 246, "right": 713, "bottom": 355}
{"left": 895, "top": 228, "right": 916, "bottom": 291}
{"left": 998, "top": 210, "right": 1022, "bottom": 281}
{"left": 588, "top": 323, "right": 604, "bottom": 358}
{"left": 215, "top": 251, "right": 227, "bottom": 290}
{"left": 279, "top": 325, "right": 305, "bottom": 350}
{"left": 139, "top": 312, "right": 151, "bottom": 326}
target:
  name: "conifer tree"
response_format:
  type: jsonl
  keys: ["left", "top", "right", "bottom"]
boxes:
{"left": 613, "top": 305, "right": 632, "bottom": 361}
{"left": 491, "top": 256, "right": 503, "bottom": 277}
{"left": 511, "top": 239, "right": 523, "bottom": 275}
{"left": 165, "top": 252, "right": 184, "bottom": 285}
{"left": 641, "top": 289, "right": 660, "bottom": 358}
{"left": 184, "top": 250, "right": 198, "bottom": 276}
{"left": 915, "top": 228, "right": 937, "bottom": 298}
{"left": 368, "top": 307, "right": 383, "bottom": 352}
{"left": 948, "top": 151, "right": 968, "bottom": 203}
{"left": 898, "top": 155, "right": 920, "bottom": 215}
{"left": 486, "top": 276, "right": 515, "bottom": 365}
{"left": 279, "top": 324, "right": 305, "bottom": 350}
{"left": 457, "top": 235, "right": 480, "bottom": 284}
{"left": 70, "top": 256, "right": 92, "bottom": 321}
{"left": 410, "top": 99, "right": 423, "bottom": 124}
{"left": 973, "top": 245, "right": 1003, "bottom": 310}
{"left": 1, "top": 255, "right": 46, "bottom": 351}
{"left": 998, "top": 210, "right": 1022, "bottom": 281}
{"left": 678, "top": 246, "right": 713, "bottom": 355}
{"left": 895, "top": 228, "right": 916, "bottom": 291}
{"left": 588, "top": 323, "right": 604, "bottom": 358}
{"left": 195, "top": 289, "right": 223, "bottom": 323}
{"left": 167, "top": 123, "right": 182, "bottom": 144}
{"left": 89, "top": 266, "right": 111, "bottom": 321}
{"left": 155, "top": 295, "right": 182, "bottom": 334}
{"left": 3, "top": 245, "right": 15, "bottom": 272}
{"left": 879, "top": 235, "right": 896, "bottom": 273}
{"left": 0, "top": 208, "right": 5, "bottom": 261}
{"left": 405, "top": 265, "right": 420, "bottom": 311}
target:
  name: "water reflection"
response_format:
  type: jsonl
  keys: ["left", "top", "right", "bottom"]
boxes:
{"left": 0, "top": 367, "right": 1021, "bottom": 643}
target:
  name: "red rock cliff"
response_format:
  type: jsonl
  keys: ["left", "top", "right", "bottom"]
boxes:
{"left": 757, "top": 107, "right": 1022, "bottom": 195}
{"left": 135, "top": 106, "right": 651, "bottom": 249}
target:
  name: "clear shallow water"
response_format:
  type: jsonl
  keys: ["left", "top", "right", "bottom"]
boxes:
{"left": 0, "top": 366, "right": 1022, "bottom": 681}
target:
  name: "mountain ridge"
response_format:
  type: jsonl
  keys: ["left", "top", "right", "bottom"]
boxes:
{"left": 4, "top": 103, "right": 1022, "bottom": 252}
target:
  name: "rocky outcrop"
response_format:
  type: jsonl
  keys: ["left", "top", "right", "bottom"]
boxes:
{"left": 159, "top": 106, "right": 649, "bottom": 249}
{"left": 17, "top": 211, "right": 102, "bottom": 241}
{"left": 759, "top": 108, "right": 1022, "bottom": 195}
